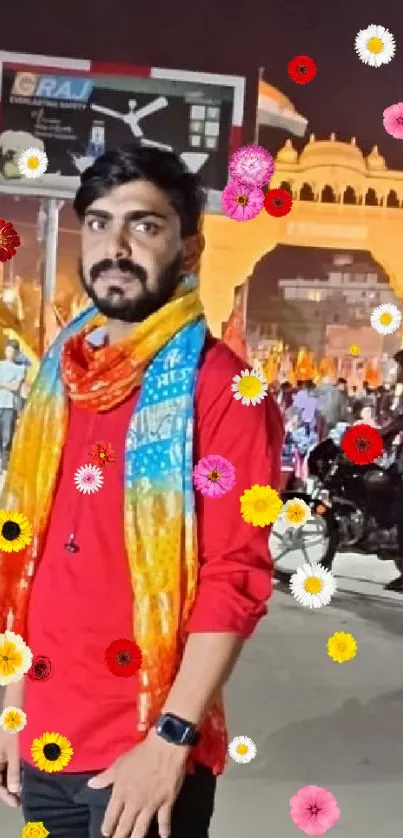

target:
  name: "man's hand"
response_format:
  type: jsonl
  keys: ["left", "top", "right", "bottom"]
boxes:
{"left": 0, "top": 728, "right": 21, "bottom": 808}
{"left": 87, "top": 729, "right": 188, "bottom": 838}
{"left": 0, "top": 679, "right": 24, "bottom": 808}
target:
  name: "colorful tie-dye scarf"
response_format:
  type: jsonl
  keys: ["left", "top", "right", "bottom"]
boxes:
{"left": 0, "top": 275, "right": 227, "bottom": 774}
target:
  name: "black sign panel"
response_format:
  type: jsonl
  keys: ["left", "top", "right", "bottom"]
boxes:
{"left": 0, "top": 65, "right": 240, "bottom": 200}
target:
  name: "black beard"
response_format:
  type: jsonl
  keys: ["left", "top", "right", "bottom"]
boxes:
{"left": 78, "top": 254, "right": 182, "bottom": 323}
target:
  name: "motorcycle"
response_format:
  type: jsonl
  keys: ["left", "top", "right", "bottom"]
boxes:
{"left": 270, "top": 437, "right": 402, "bottom": 572}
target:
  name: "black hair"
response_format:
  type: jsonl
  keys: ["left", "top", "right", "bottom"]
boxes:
{"left": 73, "top": 144, "right": 206, "bottom": 237}
{"left": 394, "top": 348, "right": 403, "bottom": 366}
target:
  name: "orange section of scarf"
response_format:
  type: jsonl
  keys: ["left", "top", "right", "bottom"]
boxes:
{"left": 61, "top": 285, "right": 204, "bottom": 412}
{"left": 61, "top": 319, "right": 143, "bottom": 412}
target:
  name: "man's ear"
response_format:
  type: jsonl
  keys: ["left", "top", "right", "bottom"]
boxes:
{"left": 180, "top": 230, "right": 205, "bottom": 276}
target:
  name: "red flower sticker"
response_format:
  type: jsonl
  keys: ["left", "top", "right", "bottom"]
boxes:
{"left": 341, "top": 423, "right": 383, "bottom": 466}
{"left": 105, "top": 639, "right": 142, "bottom": 677}
{"left": 88, "top": 440, "right": 115, "bottom": 468}
{"left": 288, "top": 55, "right": 317, "bottom": 85}
{"left": 0, "top": 219, "right": 21, "bottom": 263}
{"left": 264, "top": 188, "right": 293, "bottom": 217}
{"left": 27, "top": 655, "right": 52, "bottom": 681}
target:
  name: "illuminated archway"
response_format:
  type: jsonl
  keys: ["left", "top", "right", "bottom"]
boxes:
{"left": 199, "top": 135, "right": 403, "bottom": 337}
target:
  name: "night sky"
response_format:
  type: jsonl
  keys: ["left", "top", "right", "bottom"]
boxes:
{"left": 2, "top": 0, "right": 403, "bottom": 297}
{"left": 3, "top": 0, "right": 403, "bottom": 167}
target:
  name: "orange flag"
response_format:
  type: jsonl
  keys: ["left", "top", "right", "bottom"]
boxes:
{"left": 222, "top": 291, "right": 248, "bottom": 362}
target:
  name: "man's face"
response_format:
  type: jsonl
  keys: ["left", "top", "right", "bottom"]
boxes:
{"left": 79, "top": 179, "right": 188, "bottom": 323}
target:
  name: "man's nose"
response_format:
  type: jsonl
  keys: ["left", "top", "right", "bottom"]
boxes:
{"left": 106, "top": 226, "right": 132, "bottom": 259}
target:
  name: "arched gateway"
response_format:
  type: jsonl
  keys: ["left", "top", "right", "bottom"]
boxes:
{"left": 199, "top": 134, "right": 403, "bottom": 336}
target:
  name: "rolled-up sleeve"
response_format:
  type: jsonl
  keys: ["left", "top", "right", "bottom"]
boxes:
{"left": 185, "top": 343, "right": 284, "bottom": 639}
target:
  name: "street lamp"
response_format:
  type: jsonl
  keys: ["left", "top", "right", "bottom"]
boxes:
{"left": 2, "top": 288, "right": 16, "bottom": 304}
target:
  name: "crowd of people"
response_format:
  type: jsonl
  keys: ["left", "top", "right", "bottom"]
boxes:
{"left": 269, "top": 374, "right": 400, "bottom": 488}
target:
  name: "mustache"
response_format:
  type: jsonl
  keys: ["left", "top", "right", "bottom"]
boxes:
{"left": 89, "top": 258, "right": 148, "bottom": 286}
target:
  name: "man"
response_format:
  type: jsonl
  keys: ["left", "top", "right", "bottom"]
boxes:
{"left": 13, "top": 347, "right": 31, "bottom": 414}
{"left": 0, "top": 338, "right": 25, "bottom": 472}
{"left": 292, "top": 379, "right": 317, "bottom": 433}
{"left": 317, "top": 376, "right": 349, "bottom": 432}
{"left": 0, "top": 145, "right": 283, "bottom": 837}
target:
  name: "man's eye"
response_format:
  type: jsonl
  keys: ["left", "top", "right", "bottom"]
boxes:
{"left": 87, "top": 218, "right": 107, "bottom": 232}
{"left": 133, "top": 221, "right": 159, "bottom": 234}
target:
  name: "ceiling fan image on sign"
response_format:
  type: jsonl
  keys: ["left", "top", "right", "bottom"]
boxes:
{"left": 89, "top": 96, "right": 209, "bottom": 173}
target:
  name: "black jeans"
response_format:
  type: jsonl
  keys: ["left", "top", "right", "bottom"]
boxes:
{"left": 22, "top": 761, "right": 216, "bottom": 838}
{"left": 0, "top": 407, "right": 16, "bottom": 469}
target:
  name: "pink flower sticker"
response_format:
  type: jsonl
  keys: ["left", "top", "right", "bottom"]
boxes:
{"left": 221, "top": 181, "right": 264, "bottom": 222}
{"left": 383, "top": 102, "right": 403, "bottom": 139}
{"left": 193, "top": 455, "right": 236, "bottom": 498}
{"left": 290, "top": 785, "right": 340, "bottom": 835}
{"left": 229, "top": 144, "right": 274, "bottom": 188}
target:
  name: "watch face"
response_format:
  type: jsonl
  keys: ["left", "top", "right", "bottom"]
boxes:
{"left": 163, "top": 718, "right": 180, "bottom": 740}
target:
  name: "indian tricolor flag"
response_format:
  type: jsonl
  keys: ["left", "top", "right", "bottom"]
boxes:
{"left": 257, "top": 80, "right": 308, "bottom": 137}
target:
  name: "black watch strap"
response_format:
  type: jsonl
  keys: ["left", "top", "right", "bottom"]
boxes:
{"left": 154, "top": 712, "right": 201, "bottom": 746}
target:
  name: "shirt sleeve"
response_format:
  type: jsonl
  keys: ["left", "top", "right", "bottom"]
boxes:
{"left": 185, "top": 343, "right": 284, "bottom": 639}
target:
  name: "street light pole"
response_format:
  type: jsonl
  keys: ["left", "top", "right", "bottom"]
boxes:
{"left": 36, "top": 198, "right": 64, "bottom": 357}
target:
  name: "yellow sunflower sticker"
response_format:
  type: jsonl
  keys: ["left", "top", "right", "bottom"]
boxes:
{"left": 240, "top": 484, "right": 283, "bottom": 526}
{"left": 31, "top": 731, "right": 74, "bottom": 773}
{"left": 22, "top": 823, "right": 50, "bottom": 838}
{"left": 0, "top": 509, "right": 32, "bottom": 552}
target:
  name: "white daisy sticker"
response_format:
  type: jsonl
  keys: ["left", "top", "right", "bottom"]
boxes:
{"left": 231, "top": 368, "right": 268, "bottom": 406}
{"left": 228, "top": 735, "right": 257, "bottom": 764}
{"left": 17, "top": 147, "right": 48, "bottom": 179}
{"left": 370, "top": 303, "right": 401, "bottom": 335}
{"left": 354, "top": 24, "right": 396, "bottom": 67}
{"left": 283, "top": 497, "right": 311, "bottom": 529}
{"left": 74, "top": 464, "right": 104, "bottom": 494}
{"left": 290, "top": 562, "right": 336, "bottom": 609}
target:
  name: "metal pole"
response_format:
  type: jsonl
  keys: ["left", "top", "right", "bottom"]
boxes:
{"left": 254, "top": 67, "right": 265, "bottom": 144}
{"left": 44, "top": 199, "right": 63, "bottom": 305}
{"left": 37, "top": 198, "right": 64, "bottom": 356}
{"left": 36, "top": 201, "right": 47, "bottom": 358}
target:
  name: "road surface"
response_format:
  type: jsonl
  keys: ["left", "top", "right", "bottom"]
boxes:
{"left": 1, "top": 551, "right": 403, "bottom": 837}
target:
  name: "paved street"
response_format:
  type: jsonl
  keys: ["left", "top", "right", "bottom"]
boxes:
{"left": 1, "top": 551, "right": 403, "bottom": 837}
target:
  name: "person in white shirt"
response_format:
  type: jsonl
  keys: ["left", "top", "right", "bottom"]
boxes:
{"left": 0, "top": 339, "right": 25, "bottom": 471}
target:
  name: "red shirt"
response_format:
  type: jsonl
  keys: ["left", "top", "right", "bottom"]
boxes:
{"left": 19, "top": 338, "right": 283, "bottom": 772}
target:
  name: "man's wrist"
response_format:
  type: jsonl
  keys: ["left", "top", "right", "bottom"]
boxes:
{"left": 146, "top": 726, "right": 191, "bottom": 759}
{"left": 3, "top": 678, "right": 24, "bottom": 709}
{"left": 153, "top": 712, "right": 200, "bottom": 747}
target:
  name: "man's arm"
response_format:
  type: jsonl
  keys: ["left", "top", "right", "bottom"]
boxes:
{"left": 1, "top": 380, "right": 20, "bottom": 393}
{"left": 161, "top": 633, "right": 243, "bottom": 725}
{"left": 163, "top": 348, "right": 284, "bottom": 725}
{"left": 380, "top": 412, "right": 403, "bottom": 446}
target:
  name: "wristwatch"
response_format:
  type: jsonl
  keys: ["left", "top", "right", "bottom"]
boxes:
{"left": 154, "top": 712, "right": 201, "bottom": 746}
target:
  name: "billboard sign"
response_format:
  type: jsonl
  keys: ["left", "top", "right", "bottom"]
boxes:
{"left": 0, "top": 52, "right": 246, "bottom": 211}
